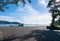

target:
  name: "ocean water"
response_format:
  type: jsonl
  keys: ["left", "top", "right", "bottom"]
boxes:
{"left": 0, "top": 24, "right": 49, "bottom": 27}
{"left": 24, "top": 24, "right": 49, "bottom": 26}
{"left": 0, "top": 24, "right": 19, "bottom": 26}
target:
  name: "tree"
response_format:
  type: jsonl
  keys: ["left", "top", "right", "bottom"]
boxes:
{"left": 54, "top": 17, "right": 60, "bottom": 27}
{"left": 0, "top": 0, "right": 31, "bottom": 12}
{"left": 47, "top": 0, "right": 60, "bottom": 27}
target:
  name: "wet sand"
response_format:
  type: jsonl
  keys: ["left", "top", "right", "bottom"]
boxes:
{"left": 0, "top": 26, "right": 60, "bottom": 41}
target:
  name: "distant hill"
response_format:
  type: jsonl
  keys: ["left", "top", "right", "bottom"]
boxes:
{"left": 0, "top": 20, "right": 21, "bottom": 24}
{"left": 0, "top": 20, "right": 24, "bottom": 26}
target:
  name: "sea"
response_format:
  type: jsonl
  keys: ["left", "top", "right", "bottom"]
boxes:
{"left": 0, "top": 24, "right": 19, "bottom": 27}
{"left": 0, "top": 24, "right": 49, "bottom": 27}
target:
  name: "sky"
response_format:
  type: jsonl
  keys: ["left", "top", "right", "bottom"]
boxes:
{"left": 0, "top": 0, "right": 52, "bottom": 25}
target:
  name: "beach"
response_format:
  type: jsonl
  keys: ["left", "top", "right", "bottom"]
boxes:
{"left": 0, "top": 26, "right": 60, "bottom": 41}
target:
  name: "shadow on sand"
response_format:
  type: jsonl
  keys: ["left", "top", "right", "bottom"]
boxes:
{"left": 0, "top": 30, "right": 60, "bottom": 41}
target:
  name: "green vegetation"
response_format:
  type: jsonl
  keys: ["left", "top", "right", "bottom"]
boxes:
{"left": 54, "top": 18, "right": 60, "bottom": 27}
{"left": 47, "top": 0, "right": 60, "bottom": 27}
{"left": 0, "top": 20, "right": 20, "bottom": 24}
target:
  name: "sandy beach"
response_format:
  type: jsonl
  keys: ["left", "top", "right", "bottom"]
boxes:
{"left": 0, "top": 26, "right": 60, "bottom": 41}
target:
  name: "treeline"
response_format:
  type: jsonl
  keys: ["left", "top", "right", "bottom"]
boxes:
{"left": 0, "top": 20, "right": 20, "bottom": 24}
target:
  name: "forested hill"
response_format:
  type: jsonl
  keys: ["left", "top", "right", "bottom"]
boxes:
{"left": 0, "top": 20, "right": 20, "bottom": 24}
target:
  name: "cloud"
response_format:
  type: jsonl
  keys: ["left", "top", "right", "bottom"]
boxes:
{"left": 0, "top": 4, "right": 51, "bottom": 25}
{"left": 16, "top": 4, "right": 52, "bottom": 25}
{"left": 0, "top": 16, "right": 15, "bottom": 22}
{"left": 38, "top": 0, "right": 47, "bottom": 6}
{"left": 22, "top": 13, "right": 51, "bottom": 25}
{"left": 56, "top": 0, "right": 60, "bottom": 2}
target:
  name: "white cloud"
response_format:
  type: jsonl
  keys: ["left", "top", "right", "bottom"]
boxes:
{"left": 24, "top": 4, "right": 40, "bottom": 14}
{"left": 22, "top": 13, "right": 51, "bottom": 25}
{"left": 0, "top": 16, "right": 15, "bottom": 22}
{"left": 0, "top": 4, "right": 51, "bottom": 25}
{"left": 16, "top": 4, "right": 52, "bottom": 25}
{"left": 38, "top": 0, "right": 47, "bottom": 6}
{"left": 56, "top": 0, "right": 60, "bottom": 2}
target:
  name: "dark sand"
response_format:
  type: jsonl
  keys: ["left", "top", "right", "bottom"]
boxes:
{"left": 0, "top": 26, "right": 60, "bottom": 41}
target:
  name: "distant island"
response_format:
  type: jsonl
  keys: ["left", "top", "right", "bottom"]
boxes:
{"left": 0, "top": 20, "right": 24, "bottom": 27}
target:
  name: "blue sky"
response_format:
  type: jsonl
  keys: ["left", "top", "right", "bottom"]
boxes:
{"left": 0, "top": 0, "right": 52, "bottom": 25}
